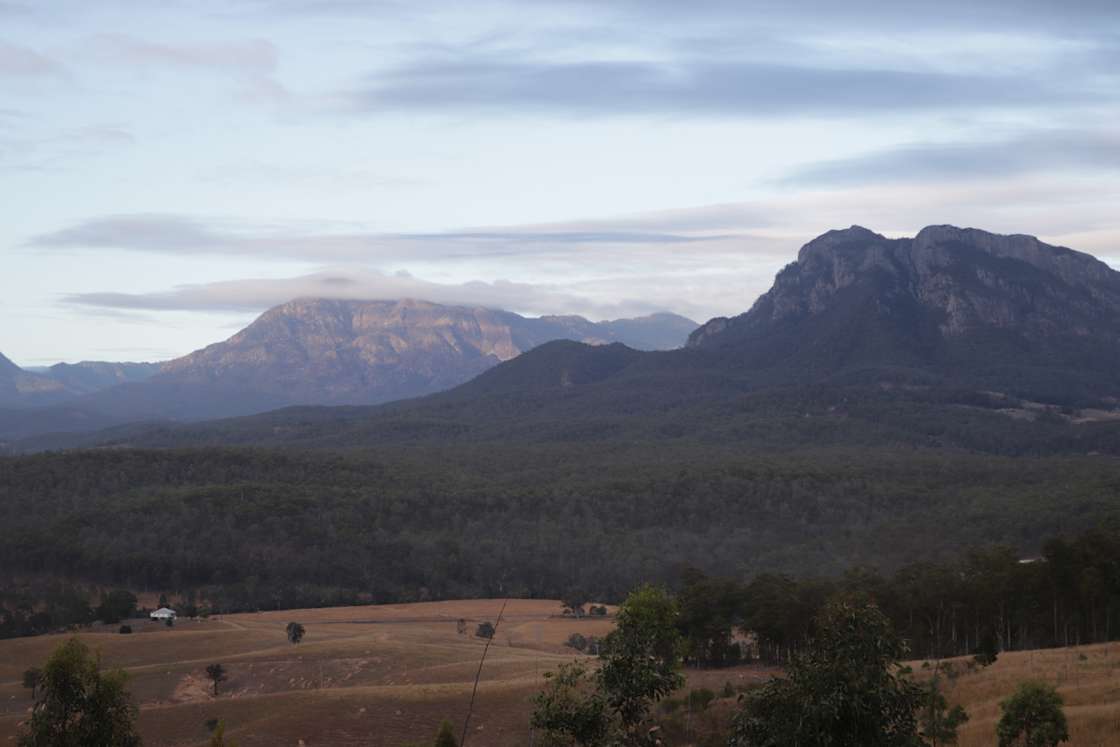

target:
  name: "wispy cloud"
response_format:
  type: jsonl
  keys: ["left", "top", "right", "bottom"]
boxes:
{"left": 61, "top": 267, "right": 677, "bottom": 320}
{"left": 781, "top": 128, "right": 1120, "bottom": 186}
{"left": 0, "top": 41, "right": 64, "bottom": 77}
{"left": 0, "top": 124, "right": 134, "bottom": 172}
{"left": 89, "top": 34, "right": 277, "bottom": 74}
{"left": 29, "top": 213, "right": 736, "bottom": 262}
{"left": 346, "top": 58, "right": 1070, "bottom": 118}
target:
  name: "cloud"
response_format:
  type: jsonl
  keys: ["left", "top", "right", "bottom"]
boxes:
{"left": 782, "top": 129, "right": 1120, "bottom": 186}
{"left": 0, "top": 123, "right": 135, "bottom": 172}
{"left": 29, "top": 213, "right": 736, "bottom": 262}
{"left": 0, "top": 42, "right": 64, "bottom": 77}
{"left": 346, "top": 58, "right": 1068, "bottom": 118}
{"left": 61, "top": 268, "right": 679, "bottom": 320}
{"left": 90, "top": 34, "right": 277, "bottom": 74}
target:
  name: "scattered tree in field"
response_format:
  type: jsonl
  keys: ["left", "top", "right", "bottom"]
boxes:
{"left": 563, "top": 592, "right": 588, "bottom": 618}
{"left": 475, "top": 621, "right": 495, "bottom": 639}
{"left": 729, "top": 596, "right": 923, "bottom": 747}
{"left": 158, "top": 594, "right": 169, "bottom": 608}
{"left": 286, "top": 622, "right": 305, "bottom": 644}
{"left": 18, "top": 638, "right": 141, "bottom": 747}
{"left": 456, "top": 618, "right": 467, "bottom": 635}
{"left": 531, "top": 661, "right": 611, "bottom": 747}
{"left": 919, "top": 670, "right": 969, "bottom": 746}
{"left": 207, "top": 720, "right": 238, "bottom": 747}
{"left": 205, "top": 664, "right": 227, "bottom": 697}
{"left": 432, "top": 720, "right": 459, "bottom": 747}
{"left": 96, "top": 589, "right": 138, "bottom": 625}
{"left": 566, "top": 632, "right": 588, "bottom": 651}
{"left": 589, "top": 605, "right": 608, "bottom": 616}
{"left": 997, "top": 681, "right": 1069, "bottom": 747}
{"left": 21, "top": 668, "right": 42, "bottom": 699}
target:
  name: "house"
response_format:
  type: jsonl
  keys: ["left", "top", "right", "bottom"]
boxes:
{"left": 150, "top": 607, "right": 177, "bottom": 620}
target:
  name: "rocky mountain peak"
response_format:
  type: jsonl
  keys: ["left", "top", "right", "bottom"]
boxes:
{"left": 687, "top": 225, "right": 1120, "bottom": 395}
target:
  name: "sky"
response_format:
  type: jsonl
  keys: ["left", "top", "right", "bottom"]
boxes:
{"left": 1, "top": 0, "right": 1118, "bottom": 364}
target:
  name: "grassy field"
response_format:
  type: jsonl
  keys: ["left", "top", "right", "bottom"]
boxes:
{"left": 919, "top": 643, "right": 1120, "bottom": 747}
{"left": 4, "top": 600, "right": 1120, "bottom": 746}
{"left": 0, "top": 599, "right": 627, "bottom": 746}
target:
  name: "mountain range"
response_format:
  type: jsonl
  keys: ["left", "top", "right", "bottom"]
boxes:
{"left": 7, "top": 223, "right": 1120, "bottom": 615}
{"left": 35, "top": 224, "right": 1120, "bottom": 454}
{"left": 0, "top": 300, "right": 696, "bottom": 442}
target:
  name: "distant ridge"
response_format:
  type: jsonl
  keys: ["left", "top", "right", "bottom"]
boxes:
{"left": 0, "top": 299, "right": 697, "bottom": 439}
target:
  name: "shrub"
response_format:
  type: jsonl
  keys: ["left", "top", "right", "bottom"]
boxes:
{"left": 997, "top": 681, "right": 1069, "bottom": 747}
{"left": 475, "top": 621, "right": 495, "bottom": 639}
{"left": 119, "top": 625, "right": 132, "bottom": 634}
{"left": 565, "top": 633, "right": 588, "bottom": 651}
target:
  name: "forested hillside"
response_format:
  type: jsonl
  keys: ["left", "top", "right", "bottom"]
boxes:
{"left": 3, "top": 444, "right": 1119, "bottom": 636}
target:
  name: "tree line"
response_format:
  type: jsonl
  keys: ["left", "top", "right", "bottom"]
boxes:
{"left": 674, "top": 525, "right": 1120, "bottom": 668}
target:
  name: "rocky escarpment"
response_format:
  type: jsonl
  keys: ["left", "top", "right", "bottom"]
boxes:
{"left": 687, "top": 225, "right": 1120, "bottom": 402}
{"left": 691, "top": 225, "right": 1120, "bottom": 346}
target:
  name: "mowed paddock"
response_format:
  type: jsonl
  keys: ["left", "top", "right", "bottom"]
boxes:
{"left": 2, "top": 600, "right": 1119, "bottom": 746}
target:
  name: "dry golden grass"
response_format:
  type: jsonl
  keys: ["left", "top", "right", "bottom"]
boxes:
{"left": 913, "top": 642, "right": 1120, "bottom": 747}
{"left": 9, "top": 600, "right": 1118, "bottom": 746}
{"left": 0, "top": 599, "right": 622, "bottom": 746}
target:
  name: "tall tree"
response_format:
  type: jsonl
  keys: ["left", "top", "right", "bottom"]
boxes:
{"left": 729, "top": 596, "right": 922, "bottom": 747}
{"left": 918, "top": 669, "right": 969, "bottom": 746}
{"left": 597, "top": 584, "right": 683, "bottom": 738}
{"left": 18, "top": 638, "right": 141, "bottom": 747}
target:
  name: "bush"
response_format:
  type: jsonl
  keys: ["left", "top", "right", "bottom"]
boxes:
{"left": 589, "top": 605, "right": 608, "bottom": 616}
{"left": 475, "top": 621, "right": 495, "bottom": 639}
{"left": 565, "top": 633, "right": 588, "bottom": 651}
{"left": 119, "top": 625, "right": 132, "bottom": 634}
{"left": 997, "top": 681, "right": 1069, "bottom": 746}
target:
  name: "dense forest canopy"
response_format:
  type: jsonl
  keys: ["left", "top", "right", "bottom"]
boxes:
{"left": 3, "top": 443, "right": 1119, "bottom": 638}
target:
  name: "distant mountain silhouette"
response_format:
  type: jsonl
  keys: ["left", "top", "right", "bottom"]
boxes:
{"left": 39, "top": 360, "right": 162, "bottom": 395}
{"left": 0, "top": 352, "right": 70, "bottom": 408}
{"left": 0, "top": 299, "right": 696, "bottom": 441}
